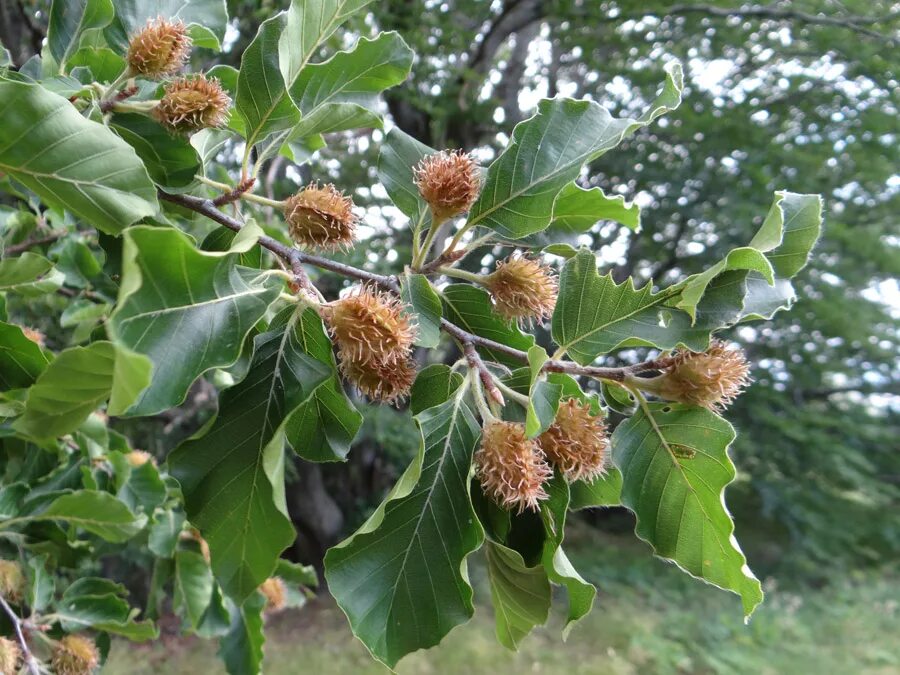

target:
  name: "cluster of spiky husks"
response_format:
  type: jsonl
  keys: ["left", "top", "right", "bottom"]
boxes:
{"left": 127, "top": 18, "right": 191, "bottom": 78}
{"left": 413, "top": 150, "right": 481, "bottom": 220}
{"left": 0, "top": 560, "right": 24, "bottom": 603}
{"left": 475, "top": 421, "right": 553, "bottom": 513}
{"left": 259, "top": 577, "right": 287, "bottom": 613}
{"left": 284, "top": 183, "right": 358, "bottom": 250}
{"left": 51, "top": 635, "right": 99, "bottom": 675}
{"left": 655, "top": 340, "right": 751, "bottom": 411}
{"left": 485, "top": 255, "right": 558, "bottom": 323}
{"left": 325, "top": 287, "right": 417, "bottom": 403}
{"left": 0, "top": 637, "right": 21, "bottom": 674}
{"left": 538, "top": 398, "right": 608, "bottom": 483}
{"left": 154, "top": 75, "right": 230, "bottom": 133}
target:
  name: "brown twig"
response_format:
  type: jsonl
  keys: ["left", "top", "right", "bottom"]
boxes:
{"left": 0, "top": 596, "right": 40, "bottom": 675}
{"left": 3, "top": 231, "right": 65, "bottom": 255}
{"left": 213, "top": 177, "right": 257, "bottom": 207}
{"left": 99, "top": 85, "right": 139, "bottom": 113}
{"left": 462, "top": 341, "right": 505, "bottom": 406}
{"left": 157, "top": 189, "right": 676, "bottom": 382}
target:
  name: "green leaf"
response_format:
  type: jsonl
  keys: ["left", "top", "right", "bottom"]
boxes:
{"left": 377, "top": 127, "right": 437, "bottom": 224}
{"left": 148, "top": 509, "right": 185, "bottom": 558}
{"left": 325, "top": 380, "right": 484, "bottom": 668}
{"left": 569, "top": 468, "right": 623, "bottom": 509}
{"left": 14, "top": 342, "right": 151, "bottom": 439}
{"left": 401, "top": 272, "right": 442, "bottom": 348}
{"left": 105, "top": 0, "right": 228, "bottom": 51}
{"left": 0, "top": 81, "right": 158, "bottom": 234}
{"left": 288, "top": 32, "right": 413, "bottom": 139}
{"left": 0, "top": 252, "right": 64, "bottom": 296}
{"left": 523, "top": 346, "right": 561, "bottom": 438}
{"left": 54, "top": 589, "right": 157, "bottom": 639}
{"left": 38, "top": 490, "right": 146, "bottom": 542}
{"left": 47, "top": 0, "right": 114, "bottom": 68}
{"left": 0, "top": 321, "right": 50, "bottom": 390}
{"left": 218, "top": 592, "right": 265, "bottom": 675}
{"left": 612, "top": 402, "right": 763, "bottom": 617}
{"left": 109, "top": 226, "right": 280, "bottom": 416}
{"left": 111, "top": 453, "right": 167, "bottom": 513}
{"left": 551, "top": 249, "right": 707, "bottom": 364}
{"left": 175, "top": 550, "right": 216, "bottom": 634}
{"left": 111, "top": 114, "right": 201, "bottom": 187}
{"left": 409, "top": 364, "right": 465, "bottom": 415}
{"left": 169, "top": 308, "right": 332, "bottom": 601}
{"left": 284, "top": 310, "right": 362, "bottom": 462}
{"left": 551, "top": 183, "right": 641, "bottom": 232}
{"left": 236, "top": 0, "right": 375, "bottom": 149}
{"left": 485, "top": 541, "right": 551, "bottom": 650}
{"left": 67, "top": 47, "right": 126, "bottom": 82}
{"left": 26, "top": 554, "right": 54, "bottom": 612}
{"left": 466, "top": 62, "right": 682, "bottom": 239}
{"left": 442, "top": 284, "right": 534, "bottom": 367}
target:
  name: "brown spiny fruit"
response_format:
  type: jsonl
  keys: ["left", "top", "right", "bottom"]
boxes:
{"left": 656, "top": 340, "right": 752, "bottom": 411}
{"left": 413, "top": 150, "right": 481, "bottom": 219}
{"left": 339, "top": 354, "right": 416, "bottom": 404}
{"left": 475, "top": 421, "right": 552, "bottom": 513}
{"left": 126, "top": 18, "right": 191, "bottom": 78}
{"left": 51, "top": 635, "right": 99, "bottom": 675}
{"left": 284, "top": 183, "right": 357, "bottom": 250}
{"left": 259, "top": 577, "right": 287, "bottom": 613}
{"left": 0, "top": 560, "right": 24, "bottom": 603}
{"left": 126, "top": 449, "right": 154, "bottom": 467}
{"left": 485, "top": 255, "right": 557, "bottom": 323}
{"left": 0, "top": 636, "right": 21, "bottom": 674}
{"left": 21, "top": 327, "right": 45, "bottom": 347}
{"left": 326, "top": 287, "right": 416, "bottom": 367}
{"left": 538, "top": 398, "right": 608, "bottom": 483}
{"left": 154, "top": 74, "right": 230, "bottom": 133}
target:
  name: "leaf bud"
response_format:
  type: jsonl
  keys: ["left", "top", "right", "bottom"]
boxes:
{"left": 154, "top": 74, "right": 230, "bottom": 133}
{"left": 51, "top": 635, "right": 99, "bottom": 675}
{"left": 656, "top": 340, "right": 752, "bottom": 411}
{"left": 126, "top": 17, "right": 191, "bottom": 78}
{"left": 413, "top": 150, "right": 481, "bottom": 220}
{"left": 0, "top": 560, "right": 25, "bottom": 603}
{"left": 0, "top": 636, "right": 21, "bottom": 674}
{"left": 538, "top": 398, "right": 608, "bottom": 483}
{"left": 475, "top": 420, "right": 552, "bottom": 513}
{"left": 284, "top": 183, "right": 357, "bottom": 251}
{"left": 485, "top": 254, "right": 557, "bottom": 323}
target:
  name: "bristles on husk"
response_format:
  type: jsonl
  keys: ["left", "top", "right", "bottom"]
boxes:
{"left": 338, "top": 354, "right": 416, "bottom": 403}
{"left": 475, "top": 421, "right": 552, "bottom": 513}
{"left": 326, "top": 287, "right": 416, "bottom": 367}
{"left": 154, "top": 74, "right": 230, "bottom": 133}
{"left": 260, "top": 577, "right": 287, "bottom": 612}
{"left": 284, "top": 183, "right": 357, "bottom": 250}
{"left": 485, "top": 255, "right": 557, "bottom": 323}
{"left": 656, "top": 340, "right": 752, "bottom": 411}
{"left": 0, "top": 637, "right": 21, "bottom": 674}
{"left": 127, "top": 18, "right": 191, "bottom": 78}
{"left": 538, "top": 398, "right": 608, "bottom": 483}
{"left": 0, "top": 560, "right": 24, "bottom": 603}
{"left": 126, "top": 450, "right": 154, "bottom": 467}
{"left": 413, "top": 150, "right": 481, "bottom": 219}
{"left": 51, "top": 635, "right": 99, "bottom": 675}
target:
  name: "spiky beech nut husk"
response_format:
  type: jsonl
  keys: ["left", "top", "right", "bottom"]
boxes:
{"left": 259, "top": 577, "right": 287, "bottom": 613}
{"left": 475, "top": 421, "right": 552, "bottom": 513}
{"left": 657, "top": 340, "right": 752, "bottom": 411}
{"left": 52, "top": 635, "right": 99, "bottom": 675}
{"left": 0, "top": 636, "right": 21, "bottom": 674}
{"left": 339, "top": 354, "right": 416, "bottom": 403}
{"left": 0, "top": 560, "right": 24, "bottom": 603}
{"left": 126, "top": 449, "right": 154, "bottom": 467}
{"left": 485, "top": 255, "right": 558, "bottom": 323}
{"left": 126, "top": 18, "right": 191, "bottom": 78}
{"left": 326, "top": 287, "right": 416, "bottom": 367}
{"left": 154, "top": 74, "right": 230, "bottom": 133}
{"left": 413, "top": 150, "right": 481, "bottom": 219}
{"left": 538, "top": 398, "right": 608, "bottom": 483}
{"left": 284, "top": 183, "right": 357, "bottom": 250}
{"left": 22, "top": 327, "right": 45, "bottom": 346}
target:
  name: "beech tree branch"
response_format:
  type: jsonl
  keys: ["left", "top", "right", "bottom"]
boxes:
{"left": 158, "top": 189, "right": 675, "bottom": 383}
{"left": 0, "top": 596, "right": 40, "bottom": 675}
{"left": 3, "top": 231, "right": 65, "bottom": 255}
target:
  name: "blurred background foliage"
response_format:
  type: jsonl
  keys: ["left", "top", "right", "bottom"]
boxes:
{"left": 2, "top": 0, "right": 898, "bottom": 648}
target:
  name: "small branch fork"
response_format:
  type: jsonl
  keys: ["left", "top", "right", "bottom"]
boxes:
{"left": 158, "top": 190, "right": 673, "bottom": 383}
{"left": 0, "top": 596, "right": 40, "bottom": 675}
